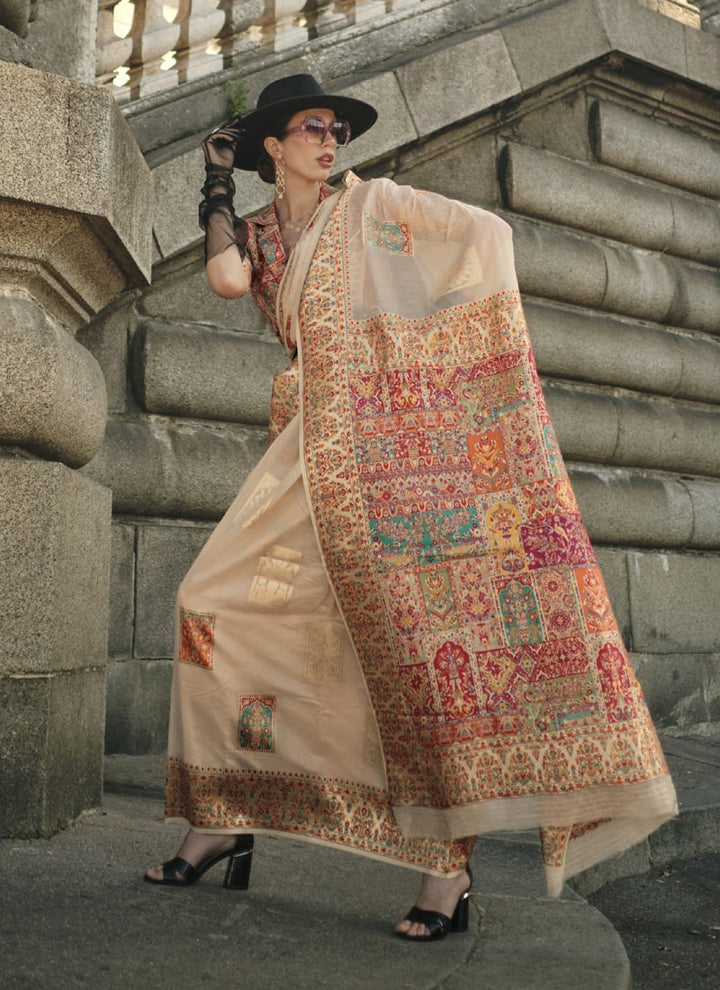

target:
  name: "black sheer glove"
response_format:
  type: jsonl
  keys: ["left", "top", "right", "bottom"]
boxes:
{"left": 199, "top": 122, "right": 249, "bottom": 264}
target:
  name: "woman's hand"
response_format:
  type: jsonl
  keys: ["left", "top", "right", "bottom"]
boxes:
{"left": 201, "top": 122, "right": 241, "bottom": 170}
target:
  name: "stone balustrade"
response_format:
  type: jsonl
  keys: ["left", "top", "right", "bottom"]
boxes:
{"left": 96, "top": 1, "right": 706, "bottom": 109}
{"left": 96, "top": 0, "right": 419, "bottom": 104}
{"left": 96, "top": 0, "right": 229, "bottom": 100}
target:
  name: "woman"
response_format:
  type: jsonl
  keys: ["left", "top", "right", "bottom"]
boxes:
{"left": 146, "top": 74, "right": 677, "bottom": 940}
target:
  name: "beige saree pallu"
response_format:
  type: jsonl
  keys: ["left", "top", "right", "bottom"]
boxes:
{"left": 166, "top": 188, "right": 474, "bottom": 875}
{"left": 166, "top": 177, "right": 677, "bottom": 893}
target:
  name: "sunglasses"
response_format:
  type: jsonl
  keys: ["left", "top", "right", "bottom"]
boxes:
{"left": 283, "top": 116, "right": 352, "bottom": 147}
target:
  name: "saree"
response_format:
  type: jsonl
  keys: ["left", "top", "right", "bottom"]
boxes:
{"left": 166, "top": 176, "right": 677, "bottom": 894}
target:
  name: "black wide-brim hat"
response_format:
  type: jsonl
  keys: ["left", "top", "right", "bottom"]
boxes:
{"left": 229, "top": 74, "right": 378, "bottom": 170}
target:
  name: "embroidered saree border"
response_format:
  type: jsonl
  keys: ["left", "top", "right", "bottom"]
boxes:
{"left": 299, "top": 182, "right": 674, "bottom": 829}
{"left": 165, "top": 756, "right": 474, "bottom": 873}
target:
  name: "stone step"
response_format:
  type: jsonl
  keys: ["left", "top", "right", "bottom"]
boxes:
{"left": 103, "top": 731, "right": 720, "bottom": 895}
{"left": 569, "top": 733, "right": 720, "bottom": 896}
{"left": 0, "top": 756, "right": 634, "bottom": 990}
{"left": 94, "top": 729, "right": 720, "bottom": 988}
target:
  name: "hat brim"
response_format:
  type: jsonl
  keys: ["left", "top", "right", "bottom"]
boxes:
{"left": 231, "top": 94, "right": 377, "bottom": 170}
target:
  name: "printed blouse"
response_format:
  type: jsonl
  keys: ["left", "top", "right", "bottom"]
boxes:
{"left": 245, "top": 183, "right": 336, "bottom": 348}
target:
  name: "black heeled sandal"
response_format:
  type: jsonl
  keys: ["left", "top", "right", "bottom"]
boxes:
{"left": 396, "top": 867, "right": 473, "bottom": 942}
{"left": 144, "top": 834, "right": 254, "bottom": 889}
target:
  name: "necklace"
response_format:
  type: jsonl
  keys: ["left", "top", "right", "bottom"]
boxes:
{"left": 279, "top": 207, "right": 314, "bottom": 233}
{"left": 278, "top": 187, "right": 322, "bottom": 233}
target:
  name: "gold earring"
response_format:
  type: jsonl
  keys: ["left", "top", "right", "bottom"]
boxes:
{"left": 275, "top": 156, "right": 286, "bottom": 199}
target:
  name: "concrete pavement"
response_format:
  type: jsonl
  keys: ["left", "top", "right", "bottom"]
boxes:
{"left": 589, "top": 851, "right": 720, "bottom": 990}
{"left": 1, "top": 734, "right": 719, "bottom": 990}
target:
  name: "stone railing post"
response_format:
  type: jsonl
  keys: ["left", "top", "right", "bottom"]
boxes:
{"left": 0, "top": 61, "right": 152, "bottom": 835}
{"left": 696, "top": 0, "right": 720, "bottom": 33}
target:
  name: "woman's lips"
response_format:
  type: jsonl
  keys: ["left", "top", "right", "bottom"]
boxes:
{"left": 317, "top": 154, "right": 334, "bottom": 168}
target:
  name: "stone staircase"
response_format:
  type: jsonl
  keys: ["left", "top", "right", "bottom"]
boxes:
{"left": 96, "top": 729, "right": 720, "bottom": 989}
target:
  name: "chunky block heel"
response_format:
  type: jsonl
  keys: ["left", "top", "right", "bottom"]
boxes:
{"left": 448, "top": 883, "right": 471, "bottom": 933}
{"left": 396, "top": 867, "right": 473, "bottom": 942}
{"left": 223, "top": 835, "right": 254, "bottom": 890}
{"left": 145, "top": 833, "right": 255, "bottom": 888}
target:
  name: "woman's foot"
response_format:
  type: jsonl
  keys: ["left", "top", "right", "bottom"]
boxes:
{"left": 395, "top": 870, "right": 473, "bottom": 939}
{"left": 145, "top": 830, "right": 238, "bottom": 883}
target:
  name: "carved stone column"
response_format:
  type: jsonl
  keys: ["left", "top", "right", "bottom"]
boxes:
{"left": 0, "top": 0, "right": 33, "bottom": 36}
{"left": 696, "top": 0, "right": 720, "bottom": 34}
{"left": 0, "top": 61, "right": 152, "bottom": 835}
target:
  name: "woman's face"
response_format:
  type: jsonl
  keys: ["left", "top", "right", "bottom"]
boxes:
{"left": 266, "top": 107, "right": 340, "bottom": 186}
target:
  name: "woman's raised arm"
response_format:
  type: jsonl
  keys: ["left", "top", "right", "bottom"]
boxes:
{"left": 206, "top": 244, "right": 251, "bottom": 299}
{"left": 200, "top": 124, "right": 251, "bottom": 299}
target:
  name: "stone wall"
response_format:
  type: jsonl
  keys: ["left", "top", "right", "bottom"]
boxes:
{"left": 72, "top": 0, "right": 720, "bottom": 754}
